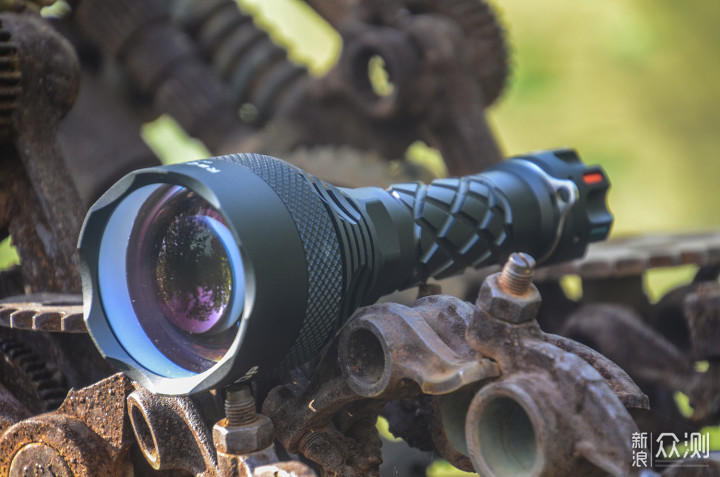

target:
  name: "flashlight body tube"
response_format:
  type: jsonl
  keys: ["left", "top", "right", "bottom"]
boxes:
{"left": 79, "top": 148, "right": 611, "bottom": 394}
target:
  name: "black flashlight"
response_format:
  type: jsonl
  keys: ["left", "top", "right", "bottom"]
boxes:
{"left": 78, "top": 148, "right": 611, "bottom": 395}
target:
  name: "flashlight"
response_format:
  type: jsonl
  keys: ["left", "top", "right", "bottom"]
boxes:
{"left": 78, "top": 148, "right": 611, "bottom": 395}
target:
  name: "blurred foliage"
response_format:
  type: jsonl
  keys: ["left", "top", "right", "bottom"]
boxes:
{"left": 141, "top": 114, "right": 210, "bottom": 165}
{"left": 0, "top": 237, "right": 18, "bottom": 269}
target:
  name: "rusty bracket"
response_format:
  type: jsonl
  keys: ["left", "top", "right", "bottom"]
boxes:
{"left": 0, "top": 10, "right": 85, "bottom": 294}
{"left": 263, "top": 256, "right": 648, "bottom": 476}
{"left": 263, "top": 295, "right": 498, "bottom": 476}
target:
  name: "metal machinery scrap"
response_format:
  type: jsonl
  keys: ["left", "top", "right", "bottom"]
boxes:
{"left": 0, "top": 0, "right": 718, "bottom": 476}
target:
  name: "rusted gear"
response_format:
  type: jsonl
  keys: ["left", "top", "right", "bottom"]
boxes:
{"left": 393, "top": 0, "right": 510, "bottom": 106}
{"left": 303, "top": 0, "right": 509, "bottom": 107}
{"left": 0, "top": 19, "right": 21, "bottom": 141}
{"left": 534, "top": 231, "right": 720, "bottom": 281}
{"left": 0, "top": 334, "right": 68, "bottom": 413}
{"left": 0, "top": 293, "right": 85, "bottom": 333}
{"left": 0, "top": 374, "right": 135, "bottom": 476}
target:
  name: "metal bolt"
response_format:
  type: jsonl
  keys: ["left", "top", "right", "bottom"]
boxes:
{"left": 225, "top": 385, "right": 257, "bottom": 426}
{"left": 499, "top": 253, "right": 536, "bottom": 295}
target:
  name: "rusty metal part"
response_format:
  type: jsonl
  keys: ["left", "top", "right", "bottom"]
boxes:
{"left": 217, "top": 446, "right": 318, "bottom": 477}
{"left": 0, "top": 267, "right": 23, "bottom": 301}
{"left": 477, "top": 272, "right": 542, "bottom": 325}
{"left": 70, "top": 0, "right": 254, "bottom": 154}
{"left": 211, "top": 385, "right": 305, "bottom": 476}
{"left": 56, "top": 373, "right": 135, "bottom": 461}
{"left": 534, "top": 231, "right": 720, "bottom": 282}
{"left": 212, "top": 385, "right": 300, "bottom": 476}
{"left": 253, "top": 462, "right": 317, "bottom": 476}
{"left": 382, "top": 396, "right": 435, "bottom": 452}
{"left": 0, "top": 19, "right": 21, "bottom": 141}
{"left": 560, "top": 303, "right": 696, "bottom": 437}
{"left": 264, "top": 295, "right": 499, "bottom": 476}
{"left": 303, "top": 0, "right": 509, "bottom": 108}
{"left": 0, "top": 381, "right": 29, "bottom": 435}
{"left": 0, "top": 293, "right": 85, "bottom": 333}
{"left": 172, "top": 0, "right": 310, "bottom": 128}
{"left": 264, "top": 255, "right": 646, "bottom": 476}
{"left": 377, "top": 0, "right": 509, "bottom": 107}
{"left": 683, "top": 283, "right": 720, "bottom": 427}
{"left": 0, "top": 11, "right": 84, "bottom": 293}
{"left": 498, "top": 252, "right": 535, "bottom": 295}
{"left": 1, "top": 415, "right": 115, "bottom": 476}
{"left": 0, "top": 333, "right": 68, "bottom": 413}
{"left": 0, "top": 373, "right": 134, "bottom": 476}
{"left": 175, "top": 0, "right": 507, "bottom": 175}
{"left": 488, "top": 234, "right": 720, "bottom": 444}
{"left": 274, "top": 8, "right": 504, "bottom": 176}
{"left": 224, "top": 386, "right": 259, "bottom": 426}
{"left": 464, "top": 265, "right": 647, "bottom": 476}
{"left": 213, "top": 385, "right": 274, "bottom": 459}
{"left": 684, "top": 282, "right": 720, "bottom": 360}
{"left": 339, "top": 299, "right": 499, "bottom": 398}
{"left": 127, "top": 385, "right": 220, "bottom": 475}
{"left": 213, "top": 415, "right": 274, "bottom": 455}
{"left": 562, "top": 304, "right": 694, "bottom": 391}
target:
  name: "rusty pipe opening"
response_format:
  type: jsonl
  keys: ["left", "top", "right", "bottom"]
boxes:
{"left": 344, "top": 327, "right": 386, "bottom": 385}
{"left": 342, "top": 26, "right": 420, "bottom": 119}
{"left": 466, "top": 382, "right": 545, "bottom": 477}
{"left": 473, "top": 397, "right": 536, "bottom": 475}
{"left": 128, "top": 397, "right": 161, "bottom": 468}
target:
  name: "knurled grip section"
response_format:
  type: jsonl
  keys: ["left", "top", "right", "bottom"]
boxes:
{"left": 389, "top": 176, "right": 512, "bottom": 286}
{"left": 220, "top": 154, "right": 343, "bottom": 369}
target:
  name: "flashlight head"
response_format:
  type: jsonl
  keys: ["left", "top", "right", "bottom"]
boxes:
{"left": 79, "top": 158, "right": 312, "bottom": 395}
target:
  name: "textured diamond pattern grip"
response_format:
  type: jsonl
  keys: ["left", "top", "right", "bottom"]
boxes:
{"left": 218, "top": 153, "right": 344, "bottom": 369}
{"left": 389, "top": 175, "right": 512, "bottom": 286}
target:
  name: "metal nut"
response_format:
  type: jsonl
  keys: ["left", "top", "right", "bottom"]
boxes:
{"left": 212, "top": 414, "right": 274, "bottom": 455}
{"left": 477, "top": 273, "right": 541, "bottom": 324}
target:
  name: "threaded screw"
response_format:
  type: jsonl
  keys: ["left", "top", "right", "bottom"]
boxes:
{"left": 499, "top": 253, "right": 536, "bottom": 295}
{"left": 225, "top": 385, "right": 257, "bottom": 426}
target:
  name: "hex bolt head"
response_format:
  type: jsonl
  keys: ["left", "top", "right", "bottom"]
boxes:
{"left": 477, "top": 253, "right": 541, "bottom": 324}
{"left": 213, "top": 384, "right": 275, "bottom": 455}
{"left": 213, "top": 413, "right": 275, "bottom": 455}
{"left": 499, "top": 253, "right": 536, "bottom": 295}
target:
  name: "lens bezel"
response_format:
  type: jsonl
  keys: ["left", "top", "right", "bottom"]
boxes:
{"left": 98, "top": 184, "right": 246, "bottom": 377}
{"left": 79, "top": 159, "right": 309, "bottom": 395}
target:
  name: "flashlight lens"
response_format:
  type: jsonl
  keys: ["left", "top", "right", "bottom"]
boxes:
{"left": 155, "top": 214, "right": 233, "bottom": 333}
{"left": 98, "top": 184, "right": 245, "bottom": 377}
{"left": 129, "top": 186, "right": 238, "bottom": 337}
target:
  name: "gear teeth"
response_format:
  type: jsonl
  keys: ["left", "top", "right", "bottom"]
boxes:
{"left": 401, "top": 0, "right": 509, "bottom": 106}
{"left": 0, "top": 20, "right": 21, "bottom": 140}
{"left": 0, "top": 294, "right": 86, "bottom": 333}
{"left": 0, "top": 337, "right": 68, "bottom": 412}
